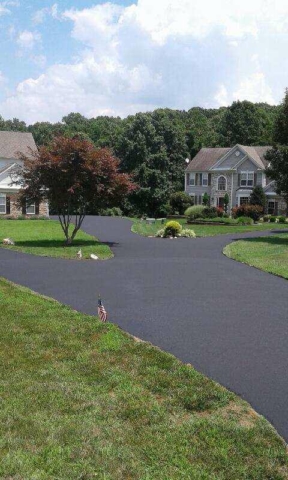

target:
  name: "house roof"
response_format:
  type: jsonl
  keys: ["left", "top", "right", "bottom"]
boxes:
{"left": 0, "top": 131, "right": 37, "bottom": 160}
{"left": 185, "top": 148, "right": 230, "bottom": 172}
{"left": 186, "top": 145, "right": 271, "bottom": 172}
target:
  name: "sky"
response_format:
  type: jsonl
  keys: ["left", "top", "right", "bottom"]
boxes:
{"left": 0, "top": 0, "right": 288, "bottom": 124}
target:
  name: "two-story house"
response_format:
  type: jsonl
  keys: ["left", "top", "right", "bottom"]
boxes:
{"left": 0, "top": 131, "right": 49, "bottom": 217}
{"left": 185, "top": 144, "right": 287, "bottom": 215}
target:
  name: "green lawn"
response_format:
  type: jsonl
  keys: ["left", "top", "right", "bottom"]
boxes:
{"left": 224, "top": 233, "right": 288, "bottom": 279}
{"left": 0, "top": 219, "right": 112, "bottom": 260}
{"left": 0, "top": 278, "right": 287, "bottom": 479}
{"left": 131, "top": 218, "right": 287, "bottom": 238}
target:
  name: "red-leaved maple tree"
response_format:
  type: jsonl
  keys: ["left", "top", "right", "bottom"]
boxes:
{"left": 15, "top": 136, "right": 135, "bottom": 244}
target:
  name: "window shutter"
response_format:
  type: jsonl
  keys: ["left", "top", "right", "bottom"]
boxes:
{"left": 208, "top": 173, "right": 211, "bottom": 186}
{"left": 254, "top": 173, "right": 257, "bottom": 186}
{"left": 6, "top": 196, "right": 10, "bottom": 215}
{"left": 238, "top": 174, "right": 241, "bottom": 186}
{"left": 199, "top": 173, "right": 202, "bottom": 186}
{"left": 22, "top": 203, "right": 26, "bottom": 215}
{"left": 195, "top": 173, "right": 198, "bottom": 186}
{"left": 35, "top": 201, "right": 39, "bottom": 215}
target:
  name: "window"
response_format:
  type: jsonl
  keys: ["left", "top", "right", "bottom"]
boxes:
{"left": 218, "top": 176, "right": 226, "bottom": 191}
{"left": 0, "top": 194, "right": 6, "bottom": 214}
{"left": 202, "top": 173, "right": 208, "bottom": 186}
{"left": 240, "top": 171, "right": 254, "bottom": 187}
{"left": 189, "top": 173, "right": 195, "bottom": 186}
{"left": 240, "top": 197, "right": 249, "bottom": 205}
{"left": 26, "top": 202, "right": 35, "bottom": 215}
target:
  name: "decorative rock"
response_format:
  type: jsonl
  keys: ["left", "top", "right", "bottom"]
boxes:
{"left": 3, "top": 238, "right": 15, "bottom": 245}
{"left": 90, "top": 254, "right": 99, "bottom": 260}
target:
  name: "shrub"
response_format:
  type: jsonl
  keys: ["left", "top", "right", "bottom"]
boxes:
{"left": 180, "top": 229, "right": 196, "bottom": 238}
{"left": 216, "top": 207, "right": 224, "bottom": 217}
{"left": 101, "top": 207, "right": 123, "bottom": 216}
{"left": 232, "top": 204, "right": 263, "bottom": 222}
{"left": 170, "top": 192, "right": 193, "bottom": 215}
{"left": 270, "top": 216, "right": 277, "bottom": 223}
{"left": 263, "top": 215, "right": 270, "bottom": 222}
{"left": 202, "top": 207, "right": 219, "bottom": 219}
{"left": 236, "top": 216, "right": 253, "bottom": 225}
{"left": 278, "top": 216, "right": 287, "bottom": 223}
{"left": 164, "top": 221, "right": 182, "bottom": 237}
{"left": 202, "top": 192, "right": 210, "bottom": 206}
{"left": 185, "top": 205, "right": 206, "bottom": 220}
{"left": 155, "top": 229, "right": 165, "bottom": 237}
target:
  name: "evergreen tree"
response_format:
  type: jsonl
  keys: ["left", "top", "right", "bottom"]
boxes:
{"left": 223, "top": 193, "right": 229, "bottom": 213}
{"left": 250, "top": 186, "right": 266, "bottom": 209}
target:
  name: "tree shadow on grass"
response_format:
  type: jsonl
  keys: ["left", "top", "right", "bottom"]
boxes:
{"left": 12, "top": 239, "right": 119, "bottom": 248}
{"left": 233, "top": 233, "right": 288, "bottom": 247}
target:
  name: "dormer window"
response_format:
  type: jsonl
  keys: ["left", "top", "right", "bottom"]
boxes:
{"left": 218, "top": 176, "right": 226, "bottom": 191}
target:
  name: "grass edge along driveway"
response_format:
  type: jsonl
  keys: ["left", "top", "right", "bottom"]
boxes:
{"left": 224, "top": 232, "right": 288, "bottom": 280}
{"left": 0, "top": 277, "right": 287, "bottom": 479}
{"left": 0, "top": 219, "right": 112, "bottom": 260}
{"left": 131, "top": 218, "right": 287, "bottom": 238}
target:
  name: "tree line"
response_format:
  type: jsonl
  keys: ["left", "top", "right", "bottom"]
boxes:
{"left": 0, "top": 99, "right": 285, "bottom": 217}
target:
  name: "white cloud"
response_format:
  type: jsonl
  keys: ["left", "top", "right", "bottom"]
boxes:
{"left": 16, "top": 30, "right": 41, "bottom": 50}
{"left": 233, "top": 72, "right": 275, "bottom": 104}
{"left": 32, "top": 4, "right": 59, "bottom": 25}
{"left": 2, "top": 0, "right": 288, "bottom": 123}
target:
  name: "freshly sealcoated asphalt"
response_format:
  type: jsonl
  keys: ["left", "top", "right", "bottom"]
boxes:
{"left": 1, "top": 216, "right": 288, "bottom": 441}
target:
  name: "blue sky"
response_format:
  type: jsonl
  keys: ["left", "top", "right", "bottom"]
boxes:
{"left": 0, "top": 0, "right": 288, "bottom": 124}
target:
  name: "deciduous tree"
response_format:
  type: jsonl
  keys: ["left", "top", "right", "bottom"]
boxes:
{"left": 15, "top": 136, "right": 135, "bottom": 244}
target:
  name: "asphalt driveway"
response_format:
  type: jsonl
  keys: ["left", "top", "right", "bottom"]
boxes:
{"left": 1, "top": 216, "right": 288, "bottom": 441}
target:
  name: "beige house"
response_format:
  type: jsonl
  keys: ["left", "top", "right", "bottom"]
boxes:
{"left": 0, "top": 131, "right": 49, "bottom": 217}
{"left": 185, "top": 144, "right": 287, "bottom": 215}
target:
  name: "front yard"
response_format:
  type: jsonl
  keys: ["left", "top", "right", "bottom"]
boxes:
{"left": 0, "top": 277, "right": 287, "bottom": 479}
{"left": 0, "top": 219, "right": 112, "bottom": 259}
{"left": 131, "top": 218, "right": 287, "bottom": 238}
{"left": 224, "top": 233, "right": 288, "bottom": 279}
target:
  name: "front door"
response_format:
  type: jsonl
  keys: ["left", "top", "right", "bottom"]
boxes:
{"left": 268, "top": 200, "right": 278, "bottom": 215}
{"left": 217, "top": 197, "right": 224, "bottom": 209}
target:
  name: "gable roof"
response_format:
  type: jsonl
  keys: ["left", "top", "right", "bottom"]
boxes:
{"left": 186, "top": 148, "right": 230, "bottom": 172}
{"left": 186, "top": 145, "right": 271, "bottom": 172}
{"left": 0, "top": 131, "right": 37, "bottom": 160}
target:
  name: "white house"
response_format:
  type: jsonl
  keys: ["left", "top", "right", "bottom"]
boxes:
{"left": 0, "top": 131, "right": 48, "bottom": 217}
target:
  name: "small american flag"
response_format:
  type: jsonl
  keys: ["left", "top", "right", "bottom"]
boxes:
{"left": 98, "top": 296, "right": 107, "bottom": 322}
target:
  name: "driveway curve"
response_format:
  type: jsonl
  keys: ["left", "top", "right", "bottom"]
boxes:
{"left": 1, "top": 216, "right": 288, "bottom": 441}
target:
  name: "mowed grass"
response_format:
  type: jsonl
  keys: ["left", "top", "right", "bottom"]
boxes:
{"left": 0, "top": 219, "right": 112, "bottom": 259}
{"left": 131, "top": 218, "right": 287, "bottom": 238}
{"left": 224, "top": 233, "right": 288, "bottom": 279}
{"left": 0, "top": 278, "right": 288, "bottom": 479}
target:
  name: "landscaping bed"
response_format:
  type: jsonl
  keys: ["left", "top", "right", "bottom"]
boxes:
{"left": 0, "top": 277, "right": 287, "bottom": 479}
{"left": 131, "top": 218, "right": 287, "bottom": 238}
{"left": 0, "top": 219, "right": 112, "bottom": 260}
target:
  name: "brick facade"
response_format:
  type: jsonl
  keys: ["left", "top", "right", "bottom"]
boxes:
{"left": 2, "top": 193, "right": 49, "bottom": 218}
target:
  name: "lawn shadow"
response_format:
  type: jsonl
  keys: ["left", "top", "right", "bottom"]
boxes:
{"left": 231, "top": 231, "right": 288, "bottom": 247}
{"left": 12, "top": 239, "right": 111, "bottom": 248}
